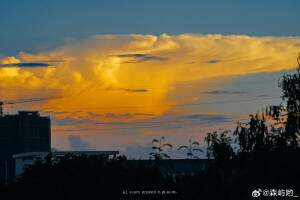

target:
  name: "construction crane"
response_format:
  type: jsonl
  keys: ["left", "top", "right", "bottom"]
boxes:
{"left": 0, "top": 96, "right": 62, "bottom": 115}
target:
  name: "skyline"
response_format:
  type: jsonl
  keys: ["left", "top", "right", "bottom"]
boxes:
{"left": 0, "top": 1, "right": 299, "bottom": 158}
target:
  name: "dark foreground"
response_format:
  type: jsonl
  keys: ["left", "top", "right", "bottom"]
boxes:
{"left": 0, "top": 151, "right": 299, "bottom": 200}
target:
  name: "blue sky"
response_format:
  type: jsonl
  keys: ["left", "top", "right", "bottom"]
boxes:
{"left": 0, "top": 0, "right": 299, "bottom": 55}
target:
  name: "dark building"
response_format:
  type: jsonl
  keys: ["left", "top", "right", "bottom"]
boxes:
{"left": 0, "top": 111, "right": 50, "bottom": 180}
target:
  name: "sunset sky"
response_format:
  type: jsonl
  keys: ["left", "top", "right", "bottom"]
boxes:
{"left": 0, "top": 0, "right": 299, "bottom": 158}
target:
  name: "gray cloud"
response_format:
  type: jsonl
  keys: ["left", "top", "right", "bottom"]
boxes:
{"left": 205, "top": 60, "right": 221, "bottom": 63}
{"left": 87, "top": 112, "right": 103, "bottom": 117}
{"left": 0, "top": 62, "right": 51, "bottom": 67}
{"left": 104, "top": 113, "right": 131, "bottom": 119}
{"left": 41, "top": 111, "right": 68, "bottom": 115}
{"left": 51, "top": 116, "right": 97, "bottom": 126}
{"left": 200, "top": 90, "right": 248, "bottom": 95}
{"left": 121, "top": 88, "right": 148, "bottom": 92}
{"left": 184, "top": 114, "right": 232, "bottom": 123}
{"left": 68, "top": 135, "right": 96, "bottom": 151}
{"left": 117, "top": 54, "right": 147, "bottom": 58}
{"left": 104, "top": 113, "right": 155, "bottom": 119}
{"left": 139, "top": 56, "right": 168, "bottom": 62}
{"left": 113, "top": 54, "right": 168, "bottom": 63}
{"left": 294, "top": 43, "right": 300, "bottom": 47}
{"left": 105, "top": 87, "right": 148, "bottom": 92}
{"left": 134, "top": 113, "right": 155, "bottom": 116}
{"left": 121, "top": 142, "right": 153, "bottom": 159}
{"left": 256, "top": 94, "right": 272, "bottom": 98}
{"left": 42, "top": 60, "right": 67, "bottom": 63}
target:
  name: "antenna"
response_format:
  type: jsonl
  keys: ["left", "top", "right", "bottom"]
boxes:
{"left": 0, "top": 96, "right": 62, "bottom": 115}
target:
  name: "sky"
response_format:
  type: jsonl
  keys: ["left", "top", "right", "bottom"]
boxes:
{"left": 0, "top": 0, "right": 299, "bottom": 158}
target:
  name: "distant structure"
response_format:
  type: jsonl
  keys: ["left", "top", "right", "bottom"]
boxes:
{"left": 13, "top": 151, "right": 119, "bottom": 177}
{"left": 0, "top": 111, "right": 50, "bottom": 180}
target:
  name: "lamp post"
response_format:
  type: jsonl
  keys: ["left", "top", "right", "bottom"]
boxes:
{"left": 0, "top": 162, "right": 7, "bottom": 184}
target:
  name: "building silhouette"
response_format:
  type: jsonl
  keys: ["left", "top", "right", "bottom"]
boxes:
{"left": 0, "top": 111, "right": 50, "bottom": 180}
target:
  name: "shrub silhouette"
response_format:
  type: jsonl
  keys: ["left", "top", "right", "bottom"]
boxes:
{"left": 177, "top": 138, "right": 203, "bottom": 159}
{"left": 149, "top": 136, "right": 173, "bottom": 160}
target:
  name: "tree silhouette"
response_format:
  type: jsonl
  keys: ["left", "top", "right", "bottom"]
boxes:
{"left": 205, "top": 129, "right": 234, "bottom": 165}
{"left": 234, "top": 53, "right": 300, "bottom": 152}
{"left": 149, "top": 136, "right": 173, "bottom": 160}
{"left": 277, "top": 53, "right": 300, "bottom": 148}
{"left": 177, "top": 138, "right": 203, "bottom": 159}
{"left": 234, "top": 113, "right": 271, "bottom": 153}
{"left": 204, "top": 131, "right": 218, "bottom": 159}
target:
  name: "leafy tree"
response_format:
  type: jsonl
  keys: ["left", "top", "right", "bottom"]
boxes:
{"left": 177, "top": 138, "right": 203, "bottom": 159}
{"left": 205, "top": 129, "right": 234, "bottom": 165}
{"left": 149, "top": 136, "right": 173, "bottom": 160}
{"left": 204, "top": 131, "right": 218, "bottom": 159}
{"left": 235, "top": 55, "right": 300, "bottom": 153}
{"left": 277, "top": 53, "right": 300, "bottom": 148}
{"left": 234, "top": 113, "right": 272, "bottom": 153}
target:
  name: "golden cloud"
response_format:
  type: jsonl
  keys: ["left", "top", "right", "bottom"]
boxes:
{"left": 0, "top": 34, "right": 299, "bottom": 122}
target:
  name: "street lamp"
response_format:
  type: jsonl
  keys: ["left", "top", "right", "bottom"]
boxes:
{"left": 0, "top": 162, "right": 7, "bottom": 184}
